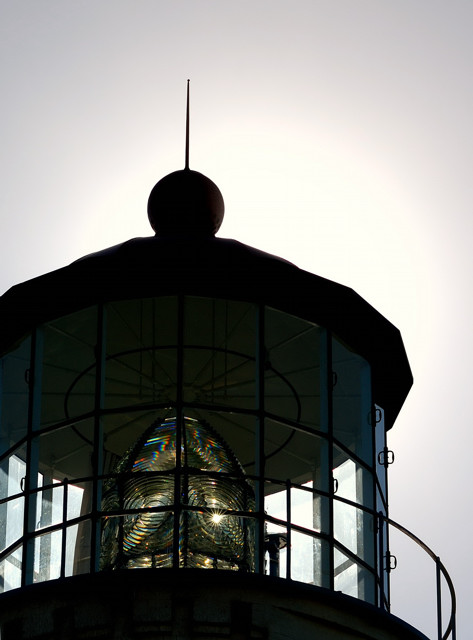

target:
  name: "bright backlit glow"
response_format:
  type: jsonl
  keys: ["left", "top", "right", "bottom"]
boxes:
{"left": 101, "top": 416, "right": 255, "bottom": 571}
{"left": 211, "top": 512, "right": 224, "bottom": 524}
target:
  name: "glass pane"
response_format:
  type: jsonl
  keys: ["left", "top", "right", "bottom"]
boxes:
{"left": 0, "top": 545, "right": 22, "bottom": 593}
{"left": 183, "top": 298, "right": 256, "bottom": 410}
{"left": 264, "top": 482, "right": 328, "bottom": 585}
{"left": 63, "top": 524, "right": 78, "bottom": 576}
{"left": 332, "top": 338, "right": 372, "bottom": 463}
{"left": 102, "top": 409, "right": 162, "bottom": 479}
{"left": 313, "top": 537, "right": 330, "bottom": 589}
{"left": 291, "top": 484, "right": 319, "bottom": 531}
{"left": 334, "top": 500, "right": 375, "bottom": 567}
{"left": 265, "top": 308, "right": 321, "bottom": 429}
{"left": 290, "top": 530, "right": 315, "bottom": 584}
{"left": 33, "top": 530, "right": 62, "bottom": 582}
{"left": 264, "top": 522, "right": 287, "bottom": 578}
{"left": 181, "top": 512, "right": 255, "bottom": 571}
{"left": 334, "top": 549, "right": 375, "bottom": 604}
{"left": 105, "top": 297, "right": 178, "bottom": 410}
{"left": 359, "top": 566, "right": 376, "bottom": 604}
{"left": 266, "top": 482, "right": 326, "bottom": 534}
{"left": 333, "top": 452, "right": 375, "bottom": 567}
{"left": 184, "top": 298, "right": 255, "bottom": 353}
{"left": 100, "top": 514, "right": 174, "bottom": 570}
{"left": 183, "top": 408, "right": 257, "bottom": 479}
{"left": 68, "top": 518, "right": 91, "bottom": 576}
{"left": 333, "top": 444, "right": 375, "bottom": 570}
{"left": 41, "top": 307, "right": 97, "bottom": 427}
{"left": 101, "top": 475, "right": 175, "bottom": 568}
{"left": 67, "top": 480, "right": 91, "bottom": 520}
{"left": 0, "top": 336, "right": 31, "bottom": 450}
{"left": 107, "top": 297, "right": 178, "bottom": 354}
{"left": 66, "top": 482, "right": 87, "bottom": 521}
{"left": 334, "top": 499, "right": 357, "bottom": 558}
{"left": 333, "top": 447, "right": 374, "bottom": 508}
{"left": 334, "top": 549, "right": 358, "bottom": 598}
{"left": 0, "top": 445, "right": 26, "bottom": 500}
{"left": 35, "top": 483, "right": 64, "bottom": 531}
{"left": 264, "top": 482, "right": 288, "bottom": 523}
{"left": 265, "top": 419, "right": 325, "bottom": 486}
{"left": 37, "top": 419, "right": 95, "bottom": 482}
{"left": 0, "top": 447, "right": 27, "bottom": 554}
{"left": 0, "top": 496, "right": 24, "bottom": 553}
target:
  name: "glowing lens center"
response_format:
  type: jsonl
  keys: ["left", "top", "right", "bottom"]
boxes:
{"left": 211, "top": 512, "right": 224, "bottom": 524}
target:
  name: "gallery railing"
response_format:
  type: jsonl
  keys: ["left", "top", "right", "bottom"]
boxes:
{"left": 0, "top": 474, "right": 456, "bottom": 640}
{"left": 381, "top": 514, "right": 456, "bottom": 640}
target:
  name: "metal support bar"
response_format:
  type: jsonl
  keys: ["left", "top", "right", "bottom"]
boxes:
{"left": 436, "top": 556, "right": 442, "bottom": 640}
{"left": 286, "top": 478, "right": 291, "bottom": 580}
{"left": 173, "top": 295, "right": 185, "bottom": 570}
{"left": 255, "top": 304, "right": 265, "bottom": 575}
{"left": 378, "top": 512, "right": 385, "bottom": 610}
{"left": 60, "top": 478, "right": 68, "bottom": 579}
{"left": 90, "top": 304, "right": 105, "bottom": 574}
{"left": 22, "top": 327, "right": 43, "bottom": 586}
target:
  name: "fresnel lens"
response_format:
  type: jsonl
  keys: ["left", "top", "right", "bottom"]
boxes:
{"left": 101, "top": 416, "right": 255, "bottom": 571}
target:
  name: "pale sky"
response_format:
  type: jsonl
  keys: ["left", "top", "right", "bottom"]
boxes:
{"left": 1, "top": 2, "right": 471, "bottom": 637}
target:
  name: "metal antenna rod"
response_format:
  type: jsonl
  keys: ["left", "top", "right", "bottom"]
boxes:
{"left": 185, "top": 79, "right": 190, "bottom": 169}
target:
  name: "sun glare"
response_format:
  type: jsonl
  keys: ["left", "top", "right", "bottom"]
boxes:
{"left": 210, "top": 512, "right": 224, "bottom": 525}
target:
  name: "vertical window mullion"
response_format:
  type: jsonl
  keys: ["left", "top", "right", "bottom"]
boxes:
{"left": 286, "top": 479, "right": 291, "bottom": 580}
{"left": 326, "top": 331, "right": 335, "bottom": 592}
{"left": 90, "top": 304, "right": 105, "bottom": 574}
{"left": 309, "top": 328, "right": 329, "bottom": 589}
{"left": 371, "top": 403, "right": 380, "bottom": 608}
{"left": 358, "top": 362, "right": 374, "bottom": 602}
{"left": 22, "top": 327, "right": 43, "bottom": 586}
{"left": 60, "top": 478, "right": 68, "bottom": 579}
{"left": 173, "top": 294, "right": 185, "bottom": 569}
{"left": 255, "top": 304, "right": 265, "bottom": 575}
{"left": 382, "top": 407, "right": 391, "bottom": 610}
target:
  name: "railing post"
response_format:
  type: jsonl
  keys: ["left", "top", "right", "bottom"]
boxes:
{"left": 436, "top": 556, "right": 443, "bottom": 640}
{"left": 386, "top": 516, "right": 455, "bottom": 640}
{"left": 378, "top": 512, "right": 385, "bottom": 610}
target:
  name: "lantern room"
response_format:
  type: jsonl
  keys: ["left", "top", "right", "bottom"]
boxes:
{"left": 0, "top": 156, "right": 455, "bottom": 640}
{"left": 0, "top": 164, "right": 411, "bottom": 601}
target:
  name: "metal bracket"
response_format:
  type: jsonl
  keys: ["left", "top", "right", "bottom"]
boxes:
{"left": 369, "top": 406, "right": 383, "bottom": 427}
{"left": 385, "top": 552, "right": 397, "bottom": 572}
{"left": 378, "top": 448, "right": 395, "bottom": 468}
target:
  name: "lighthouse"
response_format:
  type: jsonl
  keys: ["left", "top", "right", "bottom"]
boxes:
{"left": 0, "top": 90, "right": 455, "bottom": 640}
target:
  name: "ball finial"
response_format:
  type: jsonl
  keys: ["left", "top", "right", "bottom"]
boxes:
{"left": 147, "top": 169, "right": 225, "bottom": 236}
{"left": 148, "top": 81, "right": 224, "bottom": 236}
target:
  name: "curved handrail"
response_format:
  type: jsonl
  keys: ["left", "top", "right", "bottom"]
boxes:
{"left": 0, "top": 465, "right": 456, "bottom": 640}
{"left": 384, "top": 515, "right": 456, "bottom": 640}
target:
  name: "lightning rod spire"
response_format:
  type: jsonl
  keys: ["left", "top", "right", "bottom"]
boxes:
{"left": 185, "top": 79, "right": 190, "bottom": 169}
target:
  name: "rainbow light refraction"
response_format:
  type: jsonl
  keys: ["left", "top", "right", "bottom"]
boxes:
{"left": 101, "top": 417, "right": 255, "bottom": 571}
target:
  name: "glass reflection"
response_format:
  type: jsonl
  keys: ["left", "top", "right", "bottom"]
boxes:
{"left": 101, "top": 416, "right": 255, "bottom": 571}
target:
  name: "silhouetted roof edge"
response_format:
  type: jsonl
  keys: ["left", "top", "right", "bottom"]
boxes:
{"left": 0, "top": 236, "right": 412, "bottom": 429}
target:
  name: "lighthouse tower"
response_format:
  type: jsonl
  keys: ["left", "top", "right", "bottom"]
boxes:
{"left": 0, "top": 92, "right": 455, "bottom": 640}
